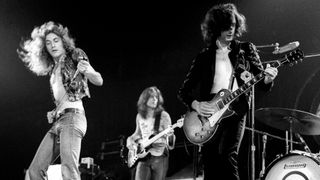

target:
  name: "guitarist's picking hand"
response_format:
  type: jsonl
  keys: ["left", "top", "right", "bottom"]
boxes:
{"left": 126, "top": 137, "right": 138, "bottom": 150}
{"left": 192, "top": 100, "right": 214, "bottom": 117}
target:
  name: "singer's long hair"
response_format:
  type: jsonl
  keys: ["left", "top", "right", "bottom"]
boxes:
{"left": 17, "top": 21, "right": 76, "bottom": 76}
{"left": 201, "top": 3, "right": 247, "bottom": 47}
{"left": 137, "top": 86, "right": 164, "bottom": 119}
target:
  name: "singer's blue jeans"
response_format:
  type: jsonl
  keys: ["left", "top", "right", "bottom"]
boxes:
{"left": 25, "top": 112, "right": 87, "bottom": 180}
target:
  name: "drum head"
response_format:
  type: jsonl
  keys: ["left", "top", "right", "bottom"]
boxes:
{"left": 264, "top": 153, "right": 320, "bottom": 180}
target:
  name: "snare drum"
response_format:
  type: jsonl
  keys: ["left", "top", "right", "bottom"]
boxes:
{"left": 264, "top": 150, "right": 320, "bottom": 180}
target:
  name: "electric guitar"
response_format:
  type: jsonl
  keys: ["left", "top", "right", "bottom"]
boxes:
{"left": 183, "top": 49, "right": 304, "bottom": 145}
{"left": 127, "top": 117, "right": 184, "bottom": 168}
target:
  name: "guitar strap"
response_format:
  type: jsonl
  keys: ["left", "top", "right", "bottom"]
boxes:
{"left": 228, "top": 41, "right": 241, "bottom": 91}
{"left": 153, "top": 111, "right": 162, "bottom": 133}
{"left": 228, "top": 71, "right": 235, "bottom": 91}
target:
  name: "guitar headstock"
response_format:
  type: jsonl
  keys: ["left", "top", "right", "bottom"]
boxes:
{"left": 285, "top": 49, "right": 304, "bottom": 66}
{"left": 175, "top": 116, "right": 184, "bottom": 128}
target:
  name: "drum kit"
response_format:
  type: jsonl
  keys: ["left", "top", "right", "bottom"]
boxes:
{"left": 253, "top": 107, "right": 320, "bottom": 180}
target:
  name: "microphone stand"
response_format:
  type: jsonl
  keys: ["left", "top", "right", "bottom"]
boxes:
{"left": 247, "top": 43, "right": 280, "bottom": 180}
{"left": 256, "top": 43, "right": 279, "bottom": 49}
{"left": 259, "top": 135, "right": 267, "bottom": 179}
{"left": 248, "top": 85, "right": 256, "bottom": 180}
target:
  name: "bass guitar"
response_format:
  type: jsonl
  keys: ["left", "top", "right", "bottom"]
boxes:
{"left": 127, "top": 117, "right": 184, "bottom": 168}
{"left": 183, "top": 49, "right": 304, "bottom": 145}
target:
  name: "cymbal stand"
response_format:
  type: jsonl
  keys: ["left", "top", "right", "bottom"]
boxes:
{"left": 289, "top": 118, "right": 293, "bottom": 152}
{"left": 285, "top": 131, "right": 289, "bottom": 154}
{"left": 284, "top": 117, "right": 294, "bottom": 153}
{"left": 295, "top": 133, "right": 312, "bottom": 153}
{"left": 245, "top": 127, "right": 302, "bottom": 145}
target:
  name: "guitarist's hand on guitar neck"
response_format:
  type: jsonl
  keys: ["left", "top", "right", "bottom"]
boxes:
{"left": 167, "top": 126, "right": 175, "bottom": 136}
{"left": 192, "top": 100, "right": 215, "bottom": 117}
{"left": 263, "top": 63, "right": 278, "bottom": 84}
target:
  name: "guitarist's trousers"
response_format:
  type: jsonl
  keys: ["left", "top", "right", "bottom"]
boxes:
{"left": 201, "top": 113, "right": 246, "bottom": 180}
{"left": 135, "top": 154, "right": 169, "bottom": 180}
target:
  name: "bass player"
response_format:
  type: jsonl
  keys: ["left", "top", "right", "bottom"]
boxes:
{"left": 126, "top": 86, "right": 176, "bottom": 180}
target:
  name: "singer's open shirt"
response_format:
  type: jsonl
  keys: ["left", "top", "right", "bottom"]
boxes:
{"left": 50, "top": 48, "right": 90, "bottom": 103}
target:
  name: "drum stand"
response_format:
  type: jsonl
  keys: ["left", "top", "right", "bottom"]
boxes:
{"left": 285, "top": 117, "right": 312, "bottom": 154}
{"left": 245, "top": 127, "right": 303, "bottom": 179}
{"left": 285, "top": 117, "right": 294, "bottom": 154}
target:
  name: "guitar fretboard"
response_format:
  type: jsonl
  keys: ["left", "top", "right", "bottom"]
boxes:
{"left": 222, "top": 57, "right": 290, "bottom": 106}
{"left": 143, "top": 120, "right": 182, "bottom": 148}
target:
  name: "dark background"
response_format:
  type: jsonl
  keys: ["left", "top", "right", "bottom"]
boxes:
{"left": 1, "top": 0, "right": 320, "bottom": 179}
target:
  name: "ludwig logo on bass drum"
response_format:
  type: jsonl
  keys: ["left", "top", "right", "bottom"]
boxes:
{"left": 284, "top": 162, "right": 307, "bottom": 169}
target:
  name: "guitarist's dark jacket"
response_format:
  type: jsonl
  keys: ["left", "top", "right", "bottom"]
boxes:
{"left": 178, "top": 40, "right": 273, "bottom": 117}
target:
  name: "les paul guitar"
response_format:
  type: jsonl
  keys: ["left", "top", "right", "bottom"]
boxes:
{"left": 127, "top": 117, "right": 184, "bottom": 168}
{"left": 183, "top": 49, "right": 304, "bottom": 145}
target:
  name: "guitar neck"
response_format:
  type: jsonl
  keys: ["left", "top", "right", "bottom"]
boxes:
{"left": 143, "top": 123, "right": 178, "bottom": 148}
{"left": 223, "top": 59, "right": 284, "bottom": 105}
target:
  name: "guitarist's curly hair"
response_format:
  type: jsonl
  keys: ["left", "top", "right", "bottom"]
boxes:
{"left": 201, "top": 3, "right": 247, "bottom": 47}
{"left": 137, "top": 86, "right": 164, "bottom": 119}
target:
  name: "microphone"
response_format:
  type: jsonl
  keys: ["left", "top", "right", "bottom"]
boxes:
{"left": 272, "top": 41, "right": 300, "bottom": 54}
{"left": 71, "top": 69, "right": 80, "bottom": 81}
{"left": 71, "top": 56, "right": 87, "bottom": 81}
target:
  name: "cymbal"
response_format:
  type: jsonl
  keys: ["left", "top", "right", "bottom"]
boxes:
{"left": 255, "top": 107, "right": 320, "bottom": 135}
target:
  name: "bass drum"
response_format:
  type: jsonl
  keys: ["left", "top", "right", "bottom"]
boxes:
{"left": 264, "top": 150, "right": 320, "bottom": 180}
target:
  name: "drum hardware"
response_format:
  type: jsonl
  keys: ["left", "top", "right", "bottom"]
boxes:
{"left": 245, "top": 127, "right": 302, "bottom": 145}
{"left": 295, "top": 133, "right": 312, "bottom": 153}
{"left": 255, "top": 107, "right": 320, "bottom": 135}
{"left": 258, "top": 135, "right": 267, "bottom": 179}
{"left": 245, "top": 127, "right": 303, "bottom": 179}
{"left": 254, "top": 107, "right": 320, "bottom": 179}
{"left": 285, "top": 131, "right": 289, "bottom": 154}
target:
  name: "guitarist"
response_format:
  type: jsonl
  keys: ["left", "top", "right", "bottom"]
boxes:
{"left": 177, "top": 3, "right": 278, "bottom": 180}
{"left": 126, "top": 86, "right": 176, "bottom": 180}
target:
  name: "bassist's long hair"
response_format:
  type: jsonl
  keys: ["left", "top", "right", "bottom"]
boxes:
{"left": 137, "top": 86, "right": 164, "bottom": 119}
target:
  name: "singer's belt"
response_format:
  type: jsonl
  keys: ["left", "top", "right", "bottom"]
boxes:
{"left": 56, "top": 108, "right": 85, "bottom": 119}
